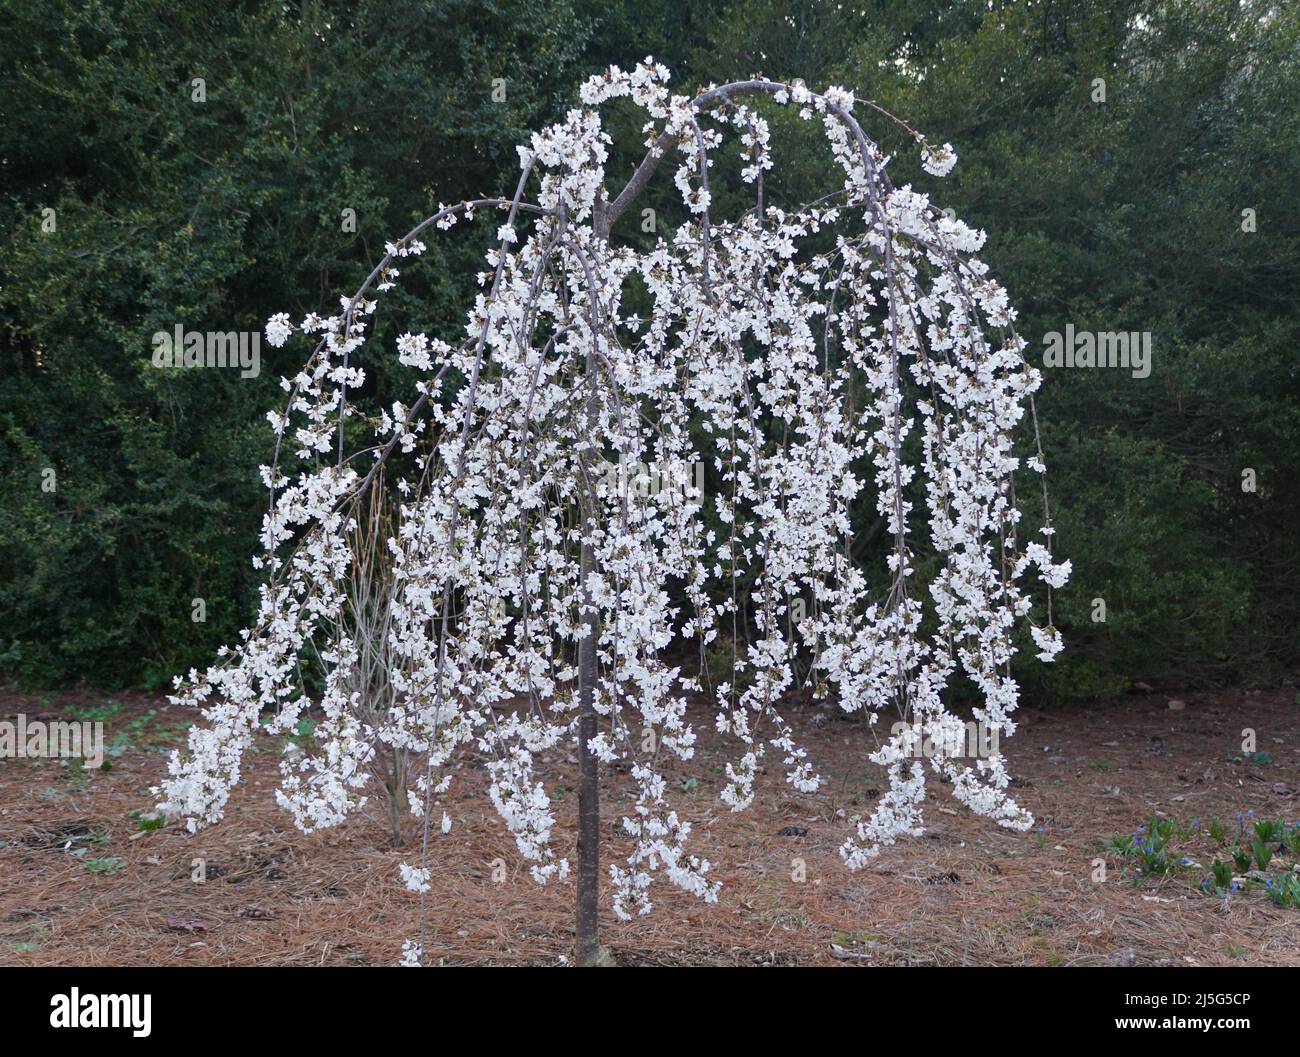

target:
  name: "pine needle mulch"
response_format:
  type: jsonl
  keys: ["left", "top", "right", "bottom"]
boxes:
{"left": 2, "top": 684, "right": 1297, "bottom": 966}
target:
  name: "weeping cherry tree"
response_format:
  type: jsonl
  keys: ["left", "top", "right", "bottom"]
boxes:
{"left": 156, "top": 60, "right": 1071, "bottom": 966}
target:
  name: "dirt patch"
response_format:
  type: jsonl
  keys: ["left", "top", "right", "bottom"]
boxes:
{"left": 1, "top": 684, "right": 1298, "bottom": 966}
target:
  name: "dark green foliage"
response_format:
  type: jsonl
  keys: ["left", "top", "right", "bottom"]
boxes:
{"left": 0, "top": 0, "right": 610, "bottom": 685}
{"left": 698, "top": 0, "right": 1300, "bottom": 695}
{"left": 1, "top": 0, "right": 1296, "bottom": 694}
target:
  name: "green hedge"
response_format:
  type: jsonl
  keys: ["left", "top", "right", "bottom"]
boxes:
{"left": 2, "top": 0, "right": 1296, "bottom": 696}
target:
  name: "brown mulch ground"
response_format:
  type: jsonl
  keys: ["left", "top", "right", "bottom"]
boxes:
{"left": 2, "top": 683, "right": 1298, "bottom": 966}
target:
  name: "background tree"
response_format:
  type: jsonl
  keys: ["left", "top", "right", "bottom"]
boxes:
{"left": 2, "top": 3, "right": 1296, "bottom": 706}
{"left": 702, "top": 0, "right": 1300, "bottom": 692}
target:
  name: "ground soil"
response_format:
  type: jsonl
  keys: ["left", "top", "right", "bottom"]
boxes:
{"left": 2, "top": 684, "right": 1298, "bottom": 966}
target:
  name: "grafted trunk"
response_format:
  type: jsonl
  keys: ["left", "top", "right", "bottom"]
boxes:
{"left": 384, "top": 746, "right": 408, "bottom": 848}
{"left": 575, "top": 530, "right": 600, "bottom": 966}
{"left": 574, "top": 205, "right": 611, "bottom": 968}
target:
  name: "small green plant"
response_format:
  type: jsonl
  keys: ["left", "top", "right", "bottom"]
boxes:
{"left": 1254, "top": 818, "right": 1283, "bottom": 845}
{"left": 1111, "top": 817, "right": 1175, "bottom": 878}
{"left": 1207, "top": 818, "right": 1230, "bottom": 846}
{"left": 84, "top": 857, "right": 124, "bottom": 876}
{"left": 1264, "top": 873, "right": 1300, "bottom": 909}
{"left": 59, "top": 828, "right": 109, "bottom": 852}
{"left": 290, "top": 717, "right": 316, "bottom": 745}
{"left": 1231, "top": 847, "right": 1253, "bottom": 873}
{"left": 1210, "top": 859, "right": 1234, "bottom": 891}
{"left": 13, "top": 924, "right": 45, "bottom": 954}
{"left": 66, "top": 701, "right": 122, "bottom": 723}
{"left": 1251, "top": 836, "right": 1273, "bottom": 871}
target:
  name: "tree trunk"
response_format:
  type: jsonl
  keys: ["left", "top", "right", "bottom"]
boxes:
{"left": 574, "top": 200, "right": 610, "bottom": 967}
{"left": 385, "top": 746, "right": 408, "bottom": 848}
{"left": 575, "top": 529, "right": 600, "bottom": 966}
